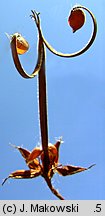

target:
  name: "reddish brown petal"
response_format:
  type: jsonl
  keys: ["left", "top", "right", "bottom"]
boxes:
{"left": 41, "top": 143, "right": 57, "bottom": 167}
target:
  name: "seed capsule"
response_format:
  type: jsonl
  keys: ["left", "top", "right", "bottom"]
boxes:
{"left": 41, "top": 143, "right": 58, "bottom": 167}
{"left": 12, "top": 33, "right": 29, "bottom": 54}
{"left": 68, "top": 8, "right": 86, "bottom": 33}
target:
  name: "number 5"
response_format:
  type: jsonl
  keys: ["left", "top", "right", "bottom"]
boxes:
{"left": 96, "top": 204, "right": 101, "bottom": 212}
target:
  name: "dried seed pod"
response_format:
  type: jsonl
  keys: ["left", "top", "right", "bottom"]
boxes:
{"left": 28, "top": 147, "right": 42, "bottom": 163}
{"left": 41, "top": 143, "right": 58, "bottom": 167}
{"left": 27, "top": 147, "right": 42, "bottom": 169}
{"left": 68, "top": 7, "right": 86, "bottom": 32}
{"left": 27, "top": 159, "right": 40, "bottom": 169}
{"left": 11, "top": 33, "right": 29, "bottom": 54}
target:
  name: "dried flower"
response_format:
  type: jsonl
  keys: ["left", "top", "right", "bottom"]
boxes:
{"left": 2, "top": 141, "right": 95, "bottom": 186}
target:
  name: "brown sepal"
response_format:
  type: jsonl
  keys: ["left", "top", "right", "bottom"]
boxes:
{"left": 2, "top": 168, "right": 41, "bottom": 185}
{"left": 56, "top": 164, "right": 95, "bottom": 176}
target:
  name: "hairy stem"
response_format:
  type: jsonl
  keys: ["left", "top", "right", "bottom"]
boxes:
{"left": 38, "top": 37, "right": 50, "bottom": 174}
{"left": 31, "top": 11, "right": 50, "bottom": 174}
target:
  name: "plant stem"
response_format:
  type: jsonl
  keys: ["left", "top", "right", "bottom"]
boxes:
{"left": 38, "top": 37, "right": 50, "bottom": 174}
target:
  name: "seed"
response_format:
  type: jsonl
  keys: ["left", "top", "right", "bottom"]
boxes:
{"left": 68, "top": 8, "right": 86, "bottom": 33}
{"left": 12, "top": 33, "right": 29, "bottom": 54}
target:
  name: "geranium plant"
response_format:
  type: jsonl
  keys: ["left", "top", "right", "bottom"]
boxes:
{"left": 2, "top": 5, "right": 97, "bottom": 200}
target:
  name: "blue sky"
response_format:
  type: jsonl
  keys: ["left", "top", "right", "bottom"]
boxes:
{"left": 0, "top": 0, "right": 105, "bottom": 200}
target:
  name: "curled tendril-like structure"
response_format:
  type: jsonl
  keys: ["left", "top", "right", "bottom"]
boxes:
{"left": 11, "top": 11, "right": 50, "bottom": 172}
{"left": 11, "top": 23, "right": 43, "bottom": 78}
{"left": 36, "top": 5, "right": 97, "bottom": 57}
{"left": 6, "top": 5, "right": 97, "bottom": 200}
